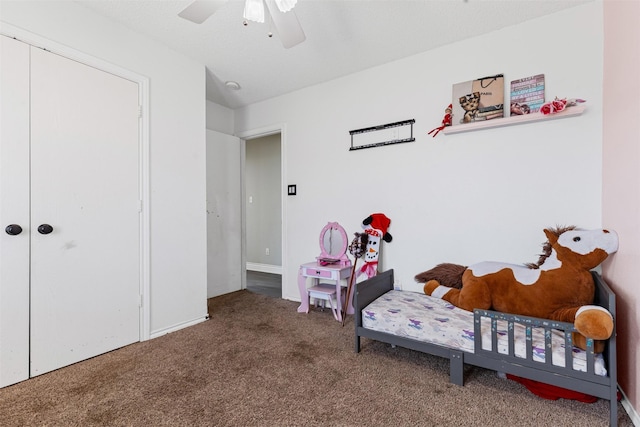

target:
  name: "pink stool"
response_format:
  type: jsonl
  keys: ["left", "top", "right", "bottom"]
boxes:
{"left": 308, "top": 284, "right": 341, "bottom": 320}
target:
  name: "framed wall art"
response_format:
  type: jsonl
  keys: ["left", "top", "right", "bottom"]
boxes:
{"left": 451, "top": 74, "right": 504, "bottom": 125}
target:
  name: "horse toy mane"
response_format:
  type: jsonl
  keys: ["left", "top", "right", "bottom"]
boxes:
{"left": 416, "top": 227, "right": 619, "bottom": 352}
{"left": 525, "top": 225, "right": 576, "bottom": 269}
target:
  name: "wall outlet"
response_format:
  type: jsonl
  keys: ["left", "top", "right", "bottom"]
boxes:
{"left": 265, "top": 248, "right": 270, "bottom": 256}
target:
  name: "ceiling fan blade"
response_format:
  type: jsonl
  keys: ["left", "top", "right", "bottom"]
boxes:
{"left": 265, "top": 0, "right": 306, "bottom": 48}
{"left": 178, "top": 0, "right": 228, "bottom": 24}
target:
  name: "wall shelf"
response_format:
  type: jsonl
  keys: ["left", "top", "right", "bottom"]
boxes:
{"left": 442, "top": 105, "right": 586, "bottom": 135}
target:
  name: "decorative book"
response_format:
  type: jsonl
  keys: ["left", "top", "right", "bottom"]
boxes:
{"left": 510, "top": 74, "right": 545, "bottom": 116}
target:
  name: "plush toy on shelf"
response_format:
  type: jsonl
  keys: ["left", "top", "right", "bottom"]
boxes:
{"left": 428, "top": 104, "right": 453, "bottom": 137}
{"left": 416, "top": 226, "right": 618, "bottom": 353}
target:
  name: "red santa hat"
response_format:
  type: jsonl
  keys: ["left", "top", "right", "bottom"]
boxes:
{"left": 363, "top": 213, "right": 392, "bottom": 242}
{"left": 368, "top": 213, "right": 390, "bottom": 234}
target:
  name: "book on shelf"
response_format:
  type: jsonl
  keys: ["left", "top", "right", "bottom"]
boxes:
{"left": 475, "top": 109, "right": 504, "bottom": 120}
{"left": 510, "top": 74, "right": 545, "bottom": 116}
{"left": 473, "top": 113, "right": 504, "bottom": 121}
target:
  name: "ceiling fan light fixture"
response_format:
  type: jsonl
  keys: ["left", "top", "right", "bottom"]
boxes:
{"left": 274, "top": 0, "right": 297, "bottom": 13}
{"left": 243, "top": 0, "right": 265, "bottom": 23}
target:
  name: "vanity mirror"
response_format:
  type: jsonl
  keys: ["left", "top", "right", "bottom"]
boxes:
{"left": 317, "top": 222, "right": 351, "bottom": 267}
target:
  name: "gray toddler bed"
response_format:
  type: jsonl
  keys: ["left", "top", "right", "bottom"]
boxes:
{"left": 354, "top": 269, "right": 618, "bottom": 426}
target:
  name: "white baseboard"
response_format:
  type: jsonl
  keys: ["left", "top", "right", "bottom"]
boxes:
{"left": 246, "top": 262, "right": 282, "bottom": 275}
{"left": 620, "top": 387, "right": 640, "bottom": 426}
{"left": 149, "top": 315, "right": 208, "bottom": 339}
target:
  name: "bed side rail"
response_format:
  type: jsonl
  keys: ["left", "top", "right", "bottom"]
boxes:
{"left": 591, "top": 271, "right": 618, "bottom": 424}
{"left": 592, "top": 271, "right": 615, "bottom": 315}
{"left": 472, "top": 309, "right": 607, "bottom": 384}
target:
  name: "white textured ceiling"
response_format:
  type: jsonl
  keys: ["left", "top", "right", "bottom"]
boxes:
{"left": 76, "top": 0, "right": 592, "bottom": 109}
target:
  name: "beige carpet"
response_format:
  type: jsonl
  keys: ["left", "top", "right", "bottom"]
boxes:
{"left": 0, "top": 290, "right": 632, "bottom": 426}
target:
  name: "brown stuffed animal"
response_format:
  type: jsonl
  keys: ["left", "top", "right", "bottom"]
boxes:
{"left": 415, "top": 263, "right": 466, "bottom": 289}
{"left": 417, "top": 227, "right": 619, "bottom": 352}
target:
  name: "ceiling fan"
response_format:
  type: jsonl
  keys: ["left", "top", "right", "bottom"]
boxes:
{"left": 178, "top": 0, "right": 306, "bottom": 49}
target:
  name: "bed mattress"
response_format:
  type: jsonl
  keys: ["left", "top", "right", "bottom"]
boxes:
{"left": 361, "top": 289, "right": 606, "bottom": 376}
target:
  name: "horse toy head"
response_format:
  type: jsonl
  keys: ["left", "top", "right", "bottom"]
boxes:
{"left": 538, "top": 227, "right": 618, "bottom": 271}
{"left": 419, "top": 226, "right": 619, "bottom": 352}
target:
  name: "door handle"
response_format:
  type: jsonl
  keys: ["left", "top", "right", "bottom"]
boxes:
{"left": 37, "top": 224, "right": 54, "bottom": 235}
{"left": 5, "top": 224, "right": 23, "bottom": 236}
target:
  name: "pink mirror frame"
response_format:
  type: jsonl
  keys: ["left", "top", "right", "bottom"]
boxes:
{"left": 317, "top": 222, "right": 351, "bottom": 267}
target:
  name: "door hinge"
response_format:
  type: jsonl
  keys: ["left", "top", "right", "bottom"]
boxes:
{"left": 138, "top": 200, "right": 143, "bottom": 213}
{"left": 138, "top": 105, "right": 142, "bottom": 119}
{"left": 139, "top": 294, "right": 143, "bottom": 308}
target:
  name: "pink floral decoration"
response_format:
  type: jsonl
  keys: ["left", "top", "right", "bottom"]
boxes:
{"left": 540, "top": 97, "right": 568, "bottom": 115}
{"left": 539, "top": 97, "right": 585, "bottom": 115}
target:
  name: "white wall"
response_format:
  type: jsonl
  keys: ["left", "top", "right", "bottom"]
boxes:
{"left": 1, "top": 1, "right": 208, "bottom": 336}
{"left": 603, "top": 0, "right": 640, "bottom": 421}
{"left": 207, "top": 100, "right": 235, "bottom": 135}
{"left": 235, "top": 3, "right": 604, "bottom": 300}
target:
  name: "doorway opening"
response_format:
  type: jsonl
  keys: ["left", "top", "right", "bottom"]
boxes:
{"left": 241, "top": 129, "right": 285, "bottom": 298}
{"left": 246, "top": 271, "right": 282, "bottom": 298}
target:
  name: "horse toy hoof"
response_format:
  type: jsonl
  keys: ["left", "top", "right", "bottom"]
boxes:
{"left": 575, "top": 306, "right": 614, "bottom": 340}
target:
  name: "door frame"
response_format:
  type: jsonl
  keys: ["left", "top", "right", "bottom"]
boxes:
{"left": 1, "top": 23, "right": 152, "bottom": 341}
{"left": 236, "top": 124, "right": 287, "bottom": 297}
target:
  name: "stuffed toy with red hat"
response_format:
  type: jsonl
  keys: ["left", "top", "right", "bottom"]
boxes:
{"left": 356, "top": 213, "right": 392, "bottom": 280}
{"left": 428, "top": 104, "right": 453, "bottom": 137}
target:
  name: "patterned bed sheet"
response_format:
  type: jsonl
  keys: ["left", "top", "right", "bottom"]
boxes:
{"left": 362, "top": 289, "right": 606, "bottom": 376}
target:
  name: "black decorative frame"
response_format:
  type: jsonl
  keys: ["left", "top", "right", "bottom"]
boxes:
{"left": 349, "top": 119, "right": 415, "bottom": 151}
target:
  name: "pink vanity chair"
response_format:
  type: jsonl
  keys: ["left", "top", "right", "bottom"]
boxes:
{"left": 297, "top": 222, "right": 352, "bottom": 321}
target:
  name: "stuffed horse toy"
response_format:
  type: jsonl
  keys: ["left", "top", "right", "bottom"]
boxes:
{"left": 416, "top": 226, "right": 619, "bottom": 352}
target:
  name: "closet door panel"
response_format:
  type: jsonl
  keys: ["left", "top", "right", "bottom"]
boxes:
{"left": 206, "top": 130, "right": 242, "bottom": 298}
{"left": 0, "top": 36, "right": 31, "bottom": 387}
{"left": 29, "top": 47, "right": 140, "bottom": 376}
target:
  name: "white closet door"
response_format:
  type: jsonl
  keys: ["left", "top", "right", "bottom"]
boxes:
{"left": 29, "top": 47, "right": 140, "bottom": 376}
{"left": 206, "top": 130, "right": 242, "bottom": 298}
{"left": 0, "top": 36, "right": 31, "bottom": 386}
